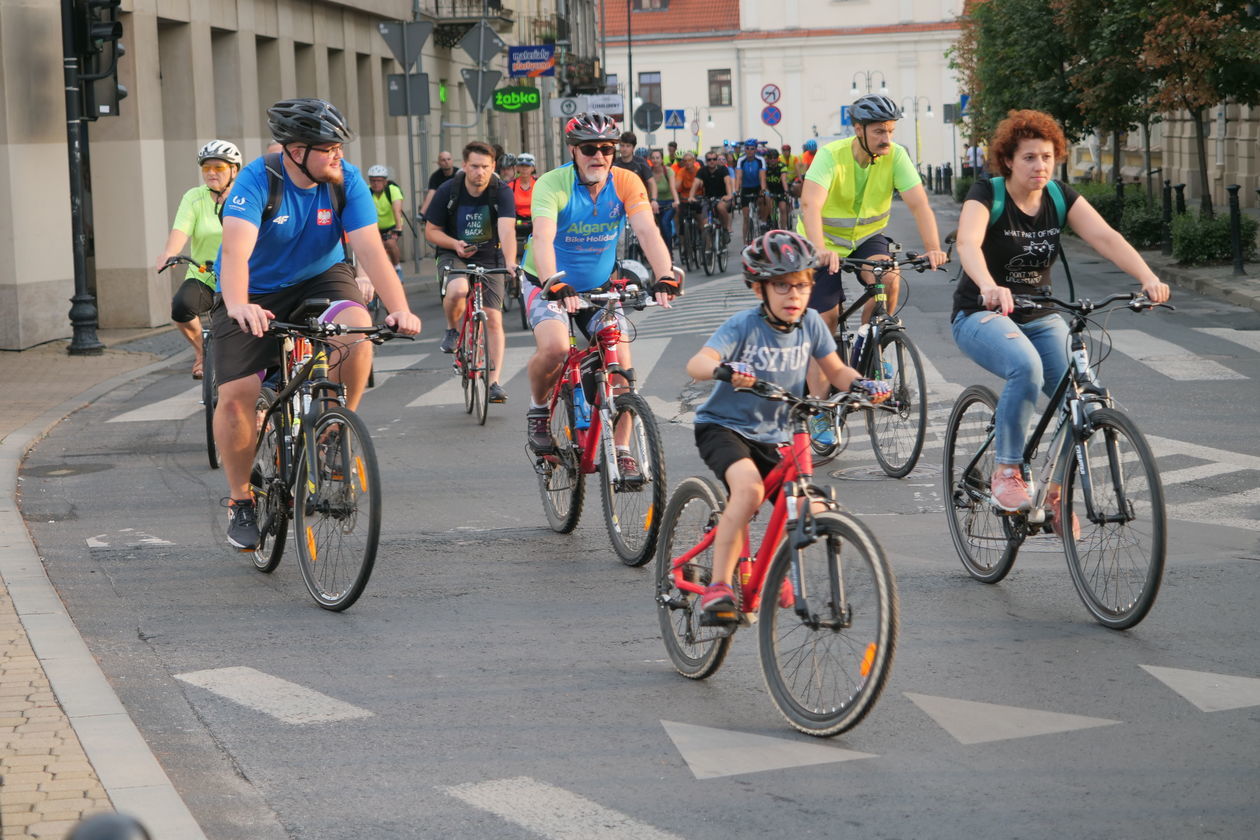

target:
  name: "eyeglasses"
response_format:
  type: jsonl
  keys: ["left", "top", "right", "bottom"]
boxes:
{"left": 200, "top": 163, "right": 230, "bottom": 173}
{"left": 705, "top": 157, "right": 719, "bottom": 162}
{"left": 306, "top": 144, "right": 344, "bottom": 158}
{"left": 766, "top": 280, "right": 815, "bottom": 295}
{"left": 577, "top": 143, "right": 617, "bottom": 157}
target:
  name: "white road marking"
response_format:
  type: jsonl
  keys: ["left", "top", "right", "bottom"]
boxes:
{"left": 904, "top": 692, "right": 1120, "bottom": 745}
{"left": 1194, "top": 327, "right": 1260, "bottom": 355}
{"left": 405, "top": 346, "right": 532, "bottom": 407}
{"left": 1141, "top": 665, "right": 1260, "bottom": 712}
{"left": 443, "top": 776, "right": 685, "bottom": 840}
{"left": 660, "top": 720, "right": 874, "bottom": 779}
{"left": 1166, "top": 486, "right": 1260, "bottom": 532}
{"left": 174, "top": 666, "right": 373, "bottom": 725}
{"left": 108, "top": 386, "right": 203, "bottom": 423}
{"left": 85, "top": 530, "right": 175, "bottom": 549}
{"left": 621, "top": 337, "right": 670, "bottom": 387}
{"left": 917, "top": 353, "right": 963, "bottom": 403}
{"left": 1107, "top": 330, "right": 1247, "bottom": 381}
{"left": 373, "top": 350, "right": 429, "bottom": 372}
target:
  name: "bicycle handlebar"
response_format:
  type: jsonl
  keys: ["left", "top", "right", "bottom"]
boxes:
{"left": 991, "top": 291, "right": 1176, "bottom": 315}
{"left": 264, "top": 321, "right": 414, "bottom": 342}
{"left": 839, "top": 253, "right": 934, "bottom": 276}
{"left": 445, "top": 266, "right": 516, "bottom": 278}
{"left": 732, "top": 378, "right": 879, "bottom": 414}
{"left": 159, "top": 255, "right": 213, "bottom": 274}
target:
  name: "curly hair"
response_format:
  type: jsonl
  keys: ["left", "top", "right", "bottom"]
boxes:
{"left": 987, "top": 109, "right": 1067, "bottom": 178}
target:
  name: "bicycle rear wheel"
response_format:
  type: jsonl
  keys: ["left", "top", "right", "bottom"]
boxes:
{"left": 1061, "top": 408, "right": 1165, "bottom": 629}
{"left": 458, "top": 324, "right": 476, "bottom": 415}
{"left": 717, "top": 228, "right": 729, "bottom": 272}
{"left": 598, "top": 393, "right": 666, "bottom": 566}
{"left": 537, "top": 386, "right": 585, "bottom": 533}
{"left": 250, "top": 388, "right": 287, "bottom": 573}
{"left": 202, "top": 334, "right": 220, "bottom": 470}
{"left": 655, "top": 476, "right": 733, "bottom": 679}
{"left": 702, "top": 226, "right": 717, "bottom": 276}
{"left": 942, "top": 385, "right": 1020, "bottom": 583}
{"left": 294, "top": 406, "right": 381, "bottom": 611}
{"left": 758, "top": 511, "right": 897, "bottom": 737}
{"left": 471, "top": 314, "right": 490, "bottom": 426}
{"left": 865, "top": 329, "right": 927, "bottom": 478}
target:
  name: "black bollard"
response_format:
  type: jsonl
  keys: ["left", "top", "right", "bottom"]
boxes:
{"left": 944, "top": 162, "right": 953, "bottom": 195}
{"left": 1115, "top": 177, "right": 1125, "bottom": 228}
{"left": 1174, "top": 183, "right": 1186, "bottom": 215}
{"left": 1227, "top": 185, "right": 1245, "bottom": 276}
{"left": 1162, "top": 180, "right": 1173, "bottom": 256}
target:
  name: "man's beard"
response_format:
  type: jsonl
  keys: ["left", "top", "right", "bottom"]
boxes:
{"left": 322, "top": 165, "right": 344, "bottom": 186}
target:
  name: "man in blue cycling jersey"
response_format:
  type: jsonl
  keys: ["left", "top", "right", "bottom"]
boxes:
{"left": 734, "top": 138, "right": 768, "bottom": 239}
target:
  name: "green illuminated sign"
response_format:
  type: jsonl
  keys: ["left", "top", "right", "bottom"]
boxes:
{"left": 493, "top": 86, "right": 541, "bottom": 112}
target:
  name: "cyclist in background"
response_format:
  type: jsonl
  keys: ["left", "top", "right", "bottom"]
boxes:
{"left": 366, "top": 164, "right": 405, "bottom": 276}
{"left": 764, "top": 148, "right": 791, "bottom": 229}
{"left": 214, "top": 98, "right": 421, "bottom": 550}
{"left": 156, "top": 140, "right": 241, "bottom": 380}
{"left": 613, "top": 131, "right": 656, "bottom": 204}
{"left": 688, "top": 149, "right": 734, "bottom": 237}
{"left": 419, "top": 150, "right": 458, "bottom": 217}
{"left": 780, "top": 144, "right": 798, "bottom": 178}
{"left": 650, "top": 148, "right": 680, "bottom": 255}
{"left": 509, "top": 152, "right": 539, "bottom": 241}
{"left": 734, "top": 139, "right": 768, "bottom": 240}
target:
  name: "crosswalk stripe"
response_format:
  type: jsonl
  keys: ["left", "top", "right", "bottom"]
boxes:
{"left": 1107, "top": 330, "right": 1247, "bottom": 381}
{"left": 1194, "top": 327, "right": 1260, "bottom": 355}
{"left": 373, "top": 350, "right": 430, "bottom": 372}
{"left": 1166, "top": 486, "right": 1260, "bottom": 532}
{"left": 405, "top": 346, "right": 534, "bottom": 407}
{"left": 174, "top": 666, "right": 373, "bottom": 724}
{"left": 108, "top": 385, "right": 203, "bottom": 423}
{"left": 443, "top": 776, "right": 684, "bottom": 840}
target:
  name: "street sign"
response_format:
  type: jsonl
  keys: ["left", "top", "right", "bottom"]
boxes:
{"left": 509, "top": 45, "right": 556, "bottom": 78}
{"left": 690, "top": 119, "right": 699, "bottom": 136}
{"left": 549, "top": 95, "right": 590, "bottom": 118}
{"left": 493, "top": 85, "right": 542, "bottom": 112}
{"left": 761, "top": 105, "right": 782, "bottom": 127}
{"left": 462, "top": 67, "right": 502, "bottom": 112}
{"left": 387, "top": 73, "right": 430, "bottom": 116}
{"left": 587, "top": 93, "right": 624, "bottom": 115}
{"left": 960, "top": 94, "right": 970, "bottom": 116}
{"left": 943, "top": 103, "right": 958, "bottom": 124}
{"left": 459, "top": 20, "right": 506, "bottom": 66}
{"left": 663, "top": 109, "right": 686, "bottom": 130}
{"left": 378, "top": 21, "right": 432, "bottom": 72}
{"left": 633, "top": 102, "right": 663, "bottom": 133}
{"left": 840, "top": 105, "right": 852, "bottom": 126}
{"left": 761, "top": 84, "right": 781, "bottom": 105}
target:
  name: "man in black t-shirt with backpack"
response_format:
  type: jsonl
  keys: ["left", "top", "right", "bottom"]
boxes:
{"left": 424, "top": 141, "right": 517, "bottom": 403}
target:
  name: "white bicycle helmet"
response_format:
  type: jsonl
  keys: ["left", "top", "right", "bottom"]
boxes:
{"left": 367, "top": 165, "right": 390, "bottom": 177}
{"left": 197, "top": 139, "right": 242, "bottom": 167}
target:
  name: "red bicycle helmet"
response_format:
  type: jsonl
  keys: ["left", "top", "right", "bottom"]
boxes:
{"left": 564, "top": 112, "right": 620, "bottom": 145}
{"left": 742, "top": 229, "right": 819, "bottom": 286}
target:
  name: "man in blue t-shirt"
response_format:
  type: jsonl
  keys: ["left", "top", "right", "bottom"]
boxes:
{"left": 213, "top": 98, "right": 421, "bottom": 551}
{"left": 734, "top": 138, "right": 767, "bottom": 242}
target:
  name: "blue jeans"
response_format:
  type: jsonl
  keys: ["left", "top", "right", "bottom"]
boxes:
{"left": 657, "top": 200, "right": 675, "bottom": 252}
{"left": 951, "top": 311, "right": 1070, "bottom": 464}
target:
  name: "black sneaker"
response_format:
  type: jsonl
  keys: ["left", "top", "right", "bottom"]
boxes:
{"left": 527, "top": 407, "right": 554, "bottom": 453}
{"left": 440, "top": 328, "right": 458, "bottom": 354}
{"left": 488, "top": 383, "right": 508, "bottom": 403}
{"left": 226, "top": 497, "right": 260, "bottom": 551}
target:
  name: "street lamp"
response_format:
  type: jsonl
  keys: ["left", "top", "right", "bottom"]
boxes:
{"left": 902, "top": 95, "right": 933, "bottom": 167}
{"left": 850, "top": 70, "right": 888, "bottom": 97}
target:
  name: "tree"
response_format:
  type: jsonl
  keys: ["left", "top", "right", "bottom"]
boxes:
{"left": 1141, "top": 0, "right": 1260, "bottom": 216}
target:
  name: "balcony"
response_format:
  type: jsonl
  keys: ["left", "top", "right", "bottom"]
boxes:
{"left": 560, "top": 54, "right": 604, "bottom": 95}
{"left": 419, "top": 0, "right": 516, "bottom": 48}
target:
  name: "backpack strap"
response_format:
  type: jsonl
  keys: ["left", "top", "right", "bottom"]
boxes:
{"left": 987, "top": 176, "right": 1006, "bottom": 227}
{"left": 1046, "top": 179, "right": 1066, "bottom": 227}
{"left": 443, "top": 171, "right": 502, "bottom": 233}
{"left": 261, "top": 153, "right": 285, "bottom": 223}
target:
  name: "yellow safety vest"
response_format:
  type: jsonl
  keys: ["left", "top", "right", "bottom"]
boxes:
{"left": 810, "top": 136, "right": 896, "bottom": 256}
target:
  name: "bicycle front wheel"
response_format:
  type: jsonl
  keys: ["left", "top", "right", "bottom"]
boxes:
{"left": 294, "top": 406, "right": 381, "bottom": 611}
{"left": 865, "top": 329, "right": 928, "bottom": 478}
{"left": 202, "top": 335, "right": 220, "bottom": 469}
{"left": 1062, "top": 408, "right": 1165, "bottom": 629}
{"left": 758, "top": 511, "right": 898, "bottom": 737}
{"left": 538, "top": 386, "right": 585, "bottom": 533}
{"left": 702, "top": 226, "right": 717, "bottom": 276}
{"left": 250, "top": 388, "right": 286, "bottom": 573}
{"left": 942, "top": 385, "right": 1020, "bottom": 583}
{"left": 717, "top": 228, "right": 729, "bottom": 272}
{"left": 598, "top": 393, "right": 667, "bottom": 566}
{"left": 655, "top": 476, "right": 733, "bottom": 679}
{"left": 472, "top": 315, "right": 490, "bottom": 426}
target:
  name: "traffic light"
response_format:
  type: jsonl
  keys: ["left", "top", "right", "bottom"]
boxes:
{"left": 74, "top": 0, "right": 127, "bottom": 119}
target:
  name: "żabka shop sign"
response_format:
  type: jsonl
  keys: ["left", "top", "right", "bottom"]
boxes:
{"left": 493, "top": 86, "right": 541, "bottom": 112}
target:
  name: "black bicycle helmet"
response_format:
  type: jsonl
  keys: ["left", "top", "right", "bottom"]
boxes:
{"left": 564, "top": 112, "right": 620, "bottom": 145}
{"left": 742, "top": 229, "right": 819, "bottom": 285}
{"left": 267, "top": 98, "right": 355, "bottom": 146}
{"left": 850, "top": 94, "right": 902, "bottom": 124}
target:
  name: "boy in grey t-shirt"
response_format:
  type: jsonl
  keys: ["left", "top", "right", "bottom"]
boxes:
{"left": 684, "top": 231, "right": 887, "bottom": 622}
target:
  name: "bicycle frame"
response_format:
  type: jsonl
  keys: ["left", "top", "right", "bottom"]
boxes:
{"left": 257, "top": 334, "right": 344, "bottom": 497}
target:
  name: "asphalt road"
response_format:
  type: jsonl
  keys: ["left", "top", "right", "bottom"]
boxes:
{"left": 20, "top": 207, "right": 1260, "bottom": 839}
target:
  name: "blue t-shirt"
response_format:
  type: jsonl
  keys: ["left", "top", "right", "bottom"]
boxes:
{"left": 736, "top": 154, "right": 765, "bottom": 189}
{"left": 216, "top": 158, "right": 376, "bottom": 293}
{"left": 695, "top": 307, "right": 837, "bottom": 444}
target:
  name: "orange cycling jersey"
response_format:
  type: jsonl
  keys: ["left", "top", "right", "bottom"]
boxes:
{"left": 510, "top": 176, "right": 538, "bottom": 221}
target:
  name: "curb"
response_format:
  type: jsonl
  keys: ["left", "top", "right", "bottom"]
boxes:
{"left": 0, "top": 353, "right": 208, "bottom": 839}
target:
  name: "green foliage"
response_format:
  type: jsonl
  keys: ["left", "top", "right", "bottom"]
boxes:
{"left": 1171, "top": 211, "right": 1260, "bottom": 264}
{"left": 1068, "top": 184, "right": 1163, "bottom": 248}
{"left": 953, "top": 176, "right": 975, "bottom": 204}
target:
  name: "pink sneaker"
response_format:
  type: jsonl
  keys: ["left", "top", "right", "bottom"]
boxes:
{"left": 991, "top": 466, "right": 1031, "bottom": 512}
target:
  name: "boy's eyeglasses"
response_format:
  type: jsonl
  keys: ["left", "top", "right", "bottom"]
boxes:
{"left": 766, "top": 280, "right": 815, "bottom": 295}
{"left": 577, "top": 144, "right": 616, "bottom": 157}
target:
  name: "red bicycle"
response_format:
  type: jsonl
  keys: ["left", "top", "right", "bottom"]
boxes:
{"left": 447, "top": 264, "right": 512, "bottom": 425}
{"left": 654, "top": 380, "right": 898, "bottom": 736}
{"left": 533, "top": 269, "right": 666, "bottom": 567}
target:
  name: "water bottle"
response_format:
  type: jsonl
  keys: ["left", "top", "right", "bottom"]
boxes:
{"left": 850, "top": 323, "right": 870, "bottom": 368}
{"left": 572, "top": 383, "right": 592, "bottom": 429}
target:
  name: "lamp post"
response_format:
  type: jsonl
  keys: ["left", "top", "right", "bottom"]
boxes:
{"left": 850, "top": 70, "right": 888, "bottom": 97}
{"left": 901, "top": 95, "right": 933, "bottom": 167}
{"left": 626, "top": 0, "right": 634, "bottom": 118}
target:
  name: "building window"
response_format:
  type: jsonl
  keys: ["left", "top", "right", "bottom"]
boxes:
{"left": 632, "top": 0, "right": 668, "bottom": 9}
{"left": 709, "top": 69, "right": 731, "bottom": 107}
{"left": 638, "top": 71, "right": 661, "bottom": 106}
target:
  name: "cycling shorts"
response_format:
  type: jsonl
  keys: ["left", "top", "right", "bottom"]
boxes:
{"left": 522, "top": 271, "right": 612, "bottom": 338}
{"left": 695, "top": 423, "right": 782, "bottom": 491}
{"left": 739, "top": 187, "right": 762, "bottom": 206}
{"left": 171, "top": 277, "right": 216, "bottom": 323}
{"left": 807, "top": 233, "right": 894, "bottom": 313}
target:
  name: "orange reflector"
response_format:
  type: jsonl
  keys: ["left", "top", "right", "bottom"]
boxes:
{"left": 354, "top": 456, "right": 367, "bottom": 491}
{"left": 643, "top": 505, "right": 654, "bottom": 531}
{"left": 861, "top": 642, "right": 877, "bottom": 678}
{"left": 305, "top": 527, "right": 317, "bottom": 562}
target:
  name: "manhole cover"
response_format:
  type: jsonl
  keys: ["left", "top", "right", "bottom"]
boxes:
{"left": 22, "top": 463, "right": 113, "bottom": 477}
{"left": 830, "top": 463, "right": 941, "bottom": 481}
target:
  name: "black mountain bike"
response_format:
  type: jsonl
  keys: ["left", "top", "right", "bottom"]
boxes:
{"left": 160, "top": 256, "right": 219, "bottom": 469}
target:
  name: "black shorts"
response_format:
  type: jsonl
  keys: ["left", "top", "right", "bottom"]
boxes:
{"left": 210, "top": 262, "right": 366, "bottom": 384}
{"left": 695, "top": 423, "right": 782, "bottom": 490}
{"left": 739, "top": 187, "right": 761, "bottom": 206}
{"left": 171, "top": 277, "right": 216, "bottom": 323}
{"left": 808, "top": 233, "right": 894, "bottom": 312}
{"left": 437, "top": 251, "right": 506, "bottom": 311}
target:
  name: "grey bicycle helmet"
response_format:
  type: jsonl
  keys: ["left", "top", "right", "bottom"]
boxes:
{"left": 197, "top": 139, "right": 242, "bottom": 167}
{"left": 267, "top": 98, "right": 355, "bottom": 146}
{"left": 515, "top": 152, "right": 536, "bottom": 167}
{"left": 564, "top": 112, "right": 620, "bottom": 144}
{"left": 742, "top": 229, "right": 819, "bottom": 285}
{"left": 366, "top": 164, "right": 389, "bottom": 178}
{"left": 850, "top": 94, "right": 902, "bottom": 124}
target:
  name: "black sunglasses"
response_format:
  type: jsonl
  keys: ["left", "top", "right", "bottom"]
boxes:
{"left": 577, "top": 143, "right": 617, "bottom": 157}
{"left": 705, "top": 156, "right": 719, "bottom": 162}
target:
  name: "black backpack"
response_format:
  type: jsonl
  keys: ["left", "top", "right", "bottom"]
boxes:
{"left": 441, "top": 171, "right": 502, "bottom": 235}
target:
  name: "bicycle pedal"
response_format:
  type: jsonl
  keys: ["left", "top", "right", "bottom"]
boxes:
{"left": 699, "top": 608, "right": 739, "bottom": 627}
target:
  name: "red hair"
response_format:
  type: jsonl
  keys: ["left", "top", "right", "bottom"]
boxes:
{"left": 987, "top": 109, "right": 1067, "bottom": 177}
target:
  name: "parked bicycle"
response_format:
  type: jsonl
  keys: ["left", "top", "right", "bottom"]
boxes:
{"left": 532, "top": 265, "right": 667, "bottom": 566}
{"left": 655, "top": 379, "right": 898, "bottom": 736}
{"left": 249, "top": 300, "right": 411, "bottom": 610}
{"left": 446, "top": 265, "right": 513, "bottom": 425}
{"left": 811, "top": 252, "right": 932, "bottom": 478}
{"left": 942, "top": 291, "right": 1172, "bottom": 629}
{"left": 160, "top": 255, "right": 219, "bottom": 469}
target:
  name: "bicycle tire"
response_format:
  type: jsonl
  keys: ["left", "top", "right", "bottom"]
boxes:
{"left": 1061, "top": 407, "right": 1165, "bottom": 629}
{"left": 598, "top": 393, "right": 667, "bottom": 566}
{"left": 758, "top": 510, "right": 898, "bottom": 737}
{"left": 942, "top": 385, "right": 1020, "bottom": 583}
{"left": 717, "top": 228, "right": 729, "bottom": 273}
{"left": 472, "top": 314, "right": 490, "bottom": 426}
{"left": 459, "top": 325, "right": 475, "bottom": 415}
{"left": 808, "top": 402, "right": 848, "bottom": 468}
{"left": 293, "top": 406, "right": 381, "bottom": 611}
{"left": 865, "top": 329, "right": 928, "bottom": 478}
{"left": 538, "top": 385, "right": 585, "bottom": 533}
{"left": 702, "top": 226, "right": 717, "bottom": 276}
{"left": 202, "top": 334, "right": 220, "bottom": 470}
{"left": 250, "top": 388, "right": 286, "bottom": 574}
{"left": 654, "top": 476, "right": 733, "bottom": 680}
